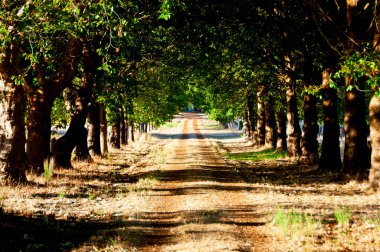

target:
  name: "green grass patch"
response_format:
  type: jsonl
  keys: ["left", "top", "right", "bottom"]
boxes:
{"left": 226, "top": 148, "right": 286, "bottom": 161}
{"left": 334, "top": 207, "right": 351, "bottom": 227}
{"left": 272, "top": 208, "right": 321, "bottom": 240}
{"left": 161, "top": 121, "right": 181, "bottom": 129}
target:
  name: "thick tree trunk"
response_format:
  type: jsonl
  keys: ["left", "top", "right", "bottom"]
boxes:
{"left": 121, "top": 107, "right": 126, "bottom": 145}
{"left": 257, "top": 85, "right": 266, "bottom": 146}
{"left": 25, "top": 38, "right": 82, "bottom": 172}
{"left": 300, "top": 86, "right": 319, "bottom": 165}
{"left": 276, "top": 106, "right": 287, "bottom": 153}
{"left": 26, "top": 93, "right": 53, "bottom": 173}
{"left": 75, "top": 126, "right": 93, "bottom": 162}
{"left": 285, "top": 68, "right": 301, "bottom": 157}
{"left": 265, "top": 92, "right": 277, "bottom": 149}
{"left": 342, "top": 80, "right": 369, "bottom": 176}
{"left": 0, "top": 85, "right": 27, "bottom": 183}
{"left": 319, "top": 69, "right": 342, "bottom": 171}
{"left": 369, "top": 96, "right": 380, "bottom": 190}
{"left": 340, "top": 0, "right": 370, "bottom": 178}
{"left": 0, "top": 39, "right": 27, "bottom": 183}
{"left": 87, "top": 102, "right": 101, "bottom": 156}
{"left": 110, "top": 116, "right": 121, "bottom": 149}
{"left": 52, "top": 42, "right": 95, "bottom": 168}
{"left": 99, "top": 103, "right": 108, "bottom": 154}
{"left": 369, "top": 3, "right": 380, "bottom": 190}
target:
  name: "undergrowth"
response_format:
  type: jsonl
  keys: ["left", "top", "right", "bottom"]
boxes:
{"left": 226, "top": 149, "right": 286, "bottom": 161}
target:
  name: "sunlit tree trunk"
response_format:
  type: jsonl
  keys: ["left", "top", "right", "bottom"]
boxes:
{"left": 0, "top": 37, "right": 28, "bottom": 184}
{"left": 246, "top": 89, "right": 256, "bottom": 142}
{"left": 319, "top": 69, "right": 342, "bottom": 171}
{"left": 99, "top": 103, "right": 108, "bottom": 154}
{"left": 265, "top": 92, "right": 276, "bottom": 149}
{"left": 276, "top": 105, "right": 287, "bottom": 153}
{"left": 257, "top": 85, "right": 266, "bottom": 146}
{"left": 369, "top": 1, "right": 380, "bottom": 190}
{"left": 284, "top": 52, "right": 301, "bottom": 157}
{"left": 341, "top": 1, "right": 370, "bottom": 177}
{"left": 87, "top": 102, "right": 101, "bottom": 156}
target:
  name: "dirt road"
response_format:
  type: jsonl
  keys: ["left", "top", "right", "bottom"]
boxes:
{"left": 129, "top": 113, "right": 269, "bottom": 251}
{"left": 2, "top": 112, "right": 379, "bottom": 251}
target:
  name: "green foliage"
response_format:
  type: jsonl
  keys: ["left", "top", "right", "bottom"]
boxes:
{"left": 51, "top": 95, "right": 69, "bottom": 128}
{"left": 333, "top": 51, "right": 380, "bottom": 94}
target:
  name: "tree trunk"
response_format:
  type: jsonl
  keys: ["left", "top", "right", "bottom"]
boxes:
{"left": 0, "top": 85, "right": 27, "bottom": 183}
{"left": 0, "top": 37, "right": 27, "bottom": 184}
{"left": 110, "top": 116, "right": 121, "bottom": 149}
{"left": 369, "top": 3, "right": 380, "bottom": 190}
{"left": 319, "top": 69, "right": 342, "bottom": 172}
{"left": 257, "top": 85, "right": 266, "bottom": 146}
{"left": 121, "top": 107, "right": 126, "bottom": 145}
{"left": 75, "top": 126, "right": 93, "bottom": 162}
{"left": 265, "top": 92, "right": 277, "bottom": 149}
{"left": 300, "top": 86, "right": 319, "bottom": 165}
{"left": 25, "top": 38, "right": 82, "bottom": 172}
{"left": 276, "top": 106, "right": 287, "bottom": 153}
{"left": 342, "top": 80, "right": 369, "bottom": 176}
{"left": 87, "top": 102, "right": 101, "bottom": 156}
{"left": 246, "top": 90, "right": 257, "bottom": 143}
{"left": 131, "top": 121, "right": 135, "bottom": 142}
{"left": 99, "top": 103, "right": 108, "bottom": 155}
{"left": 52, "top": 41, "right": 95, "bottom": 168}
{"left": 124, "top": 110, "right": 129, "bottom": 145}
{"left": 341, "top": 1, "right": 370, "bottom": 177}
{"left": 285, "top": 63, "right": 301, "bottom": 157}
{"left": 26, "top": 93, "right": 53, "bottom": 174}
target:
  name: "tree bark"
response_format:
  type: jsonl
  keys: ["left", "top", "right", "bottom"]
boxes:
{"left": 300, "top": 86, "right": 319, "bottom": 165}
{"left": 0, "top": 39, "right": 27, "bottom": 183}
{"left": 284, "top": 54, "right": 301, "bottom": 157}
{"left": 246, "top": 89, "right": 257, "bottom": 144}
{"left": 99, "top": 103, "right": 108, "bottom": 155}
{"left": 25, "top": 38, "right": 82, "bottom": 173}
{"left": 26, "top": 93, "right": 53, "bottom": 173}
{"left": 75, "top": 126, "right": 92, "bottom": 162}
{"left": 121, "top": 107, "right": 126, "bottom": 145}
{"left": 131, "top": 121, "right": 135, "bottom": 142}
{"left": 265, "top": 92, "right": 277, "bottom": 149}
{"left": 319, "top": 69, "right": 342, "bottom": 172}
{"left": 124, "top": 109, "right": 129, "bottom": 145}
{"left": 110, "top": 115, "right": 121, "bottom": 149}
{"left": 0, "top": 85, "right": 27, "bottom": 183}
{"left": 52, "top": 41, "right": 95, "bottom": 168}
{"left": 369, "top": 2, "right": 380, "bottom": 190}
{"left": 341, "top": 1, "right": 370, "bottom": 177}
{"left": 87, "top": 102, "right": 101, "bottom": 156}
{"left": 276, "top": 105, "right": 287, "bottom": 153}
{"left": 257, "top": 85, "right": 266, "bottom": 146}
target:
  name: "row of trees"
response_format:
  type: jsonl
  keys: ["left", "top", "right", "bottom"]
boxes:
{"left": 158, "top": 0, "right": 380, "bottom": 189}
{"left": 1, "top": 0, "right": 380, "bottom": 190}
{"left": 0, "top": 1, "right": 187, "bottom": 183}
